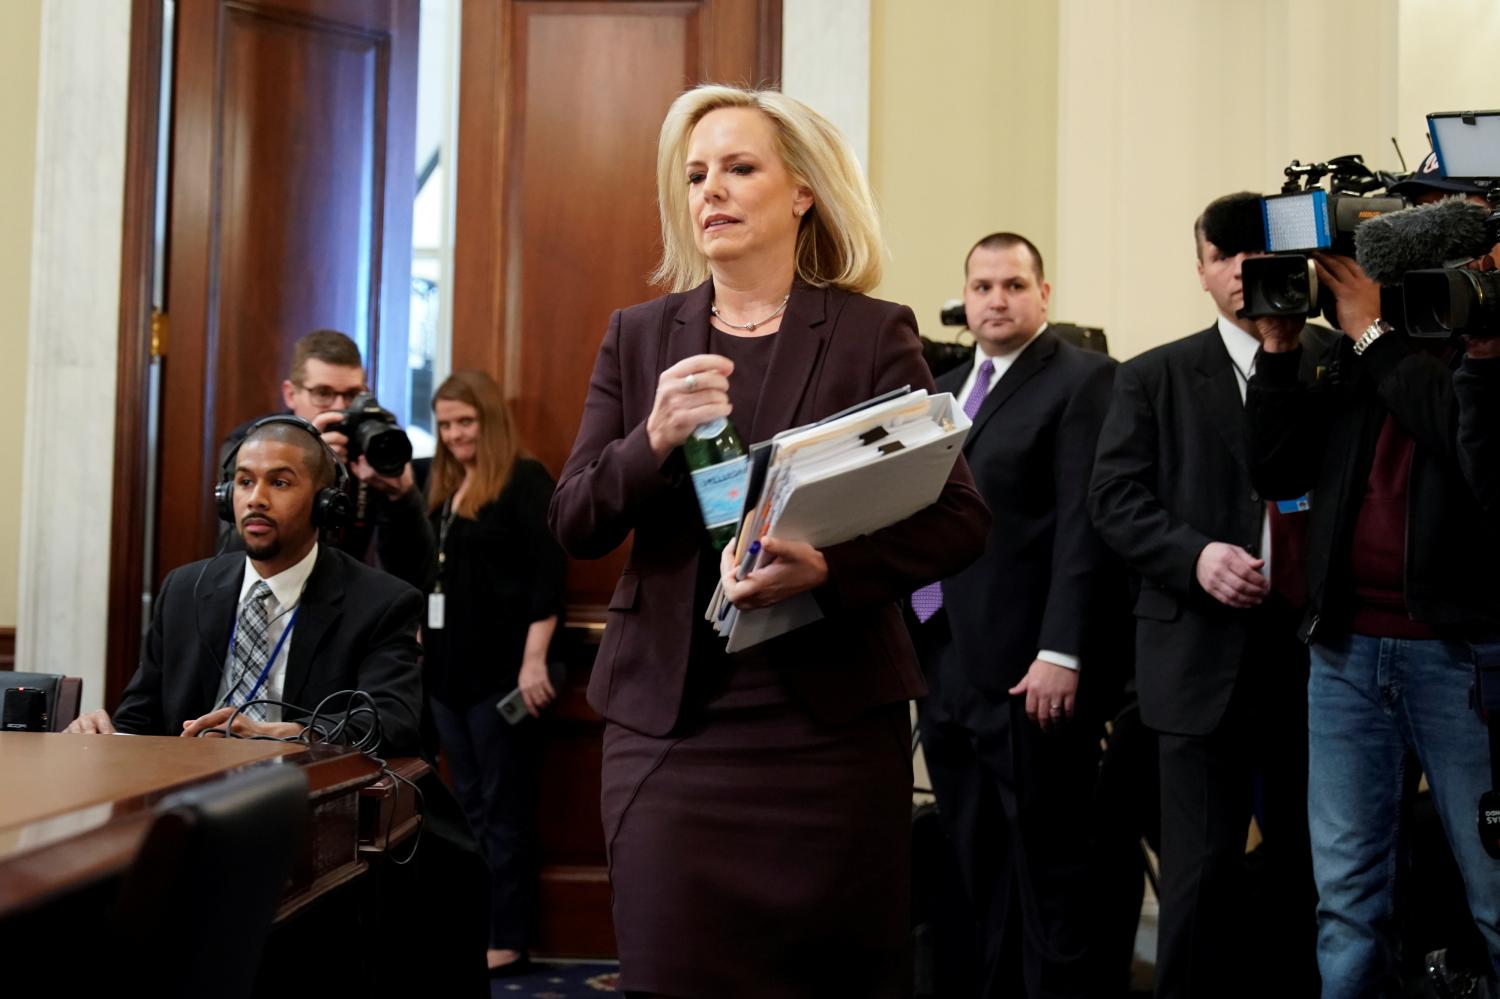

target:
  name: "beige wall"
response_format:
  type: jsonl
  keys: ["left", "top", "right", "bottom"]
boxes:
{"left": 1054, "top": 0, "right": 1399, "bottom": 361}
{"left": 0, "top": 0, "right": 43, "bottom": 630}
{"left": 866, "top": 0, "right": 1499, "bottom": 363}
{"left": 1396, "top": 0, "right": 1500, "bottom": 170}
{"left": 869, "top": 0, "right": 1060, "bottom": 338}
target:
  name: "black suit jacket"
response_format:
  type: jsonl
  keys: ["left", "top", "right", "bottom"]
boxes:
{"left": 1088, "top": 324, "right": 1326, "bottom": 736}
{"left": 549, "top": 280, "right": 991, "bottom": 737}
{"left": 114, "top": 546, "right": 424, "bottom": 753}
{"left": 936, "top": 332, "right": 1122, "bottom": 696}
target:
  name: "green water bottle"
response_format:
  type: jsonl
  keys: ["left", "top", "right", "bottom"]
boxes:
{"left": 682, "top": 417, "right": 750, "bottom": 550}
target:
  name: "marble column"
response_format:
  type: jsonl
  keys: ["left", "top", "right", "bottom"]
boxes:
{"left": 18, "top": 0, "right": 131, "bottom": 712}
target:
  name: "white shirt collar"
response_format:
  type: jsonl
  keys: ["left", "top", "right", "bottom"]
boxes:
{"left": 240, "top": 542, "right": 319, "bottom": 611}
{"left": 1215, "top": 313, "right": 1260, "bottom": 385}
{"left": 975, "top": 322, "right": 1047, "bottom": 367}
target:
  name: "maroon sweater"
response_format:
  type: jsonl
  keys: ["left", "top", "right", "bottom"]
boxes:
{"left": 1349, "top": 414, "right": 1435, "bottom": 639}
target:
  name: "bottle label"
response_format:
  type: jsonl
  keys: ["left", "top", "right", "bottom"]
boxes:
{"left": 690, "top": 454, "right": 750, "bottom": 530}
{"left": 692, "top": 418, "right": 728, "bottom": 439}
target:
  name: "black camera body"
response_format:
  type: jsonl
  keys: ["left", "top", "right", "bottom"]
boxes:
{"left": 332, "top": 392, "right": 413, "bottom": 477}
{"left": 1403, "top": 263, "right": 1500, "bottom": 337}
{"left": 1240, "top": 155, "right": 1407, "bottom": 327}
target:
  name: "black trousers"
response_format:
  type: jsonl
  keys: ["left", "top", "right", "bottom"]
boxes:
{"left": 916, "top": 618, "right": 1105, "bottom": 999}
{"left": 431, "top": 692, "right": 541, "bottom": 951}
{"left": 1152, "top": 620, "right": 1318, "bottom": 999}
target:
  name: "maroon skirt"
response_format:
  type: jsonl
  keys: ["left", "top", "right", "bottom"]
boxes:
{"left": 601, "top": 699, "right": 913, "bottom": 998}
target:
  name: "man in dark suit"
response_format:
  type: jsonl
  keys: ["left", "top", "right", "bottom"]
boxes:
{"left": 910, "top": 232, "right": 1121, "bottom": 998}
{"left": 1088, "top": 194, "right": 1324, "bottom": 998}
{"left": 69, "top": 417, "right": 423, "bottom": 750}
{"left": 69, "top": 418, "right": 491, "bottom": 996}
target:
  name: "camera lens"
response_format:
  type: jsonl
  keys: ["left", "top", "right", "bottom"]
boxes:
{"left": 1404, "top": 269, "right": 1500, "bottom": 337}
{"left": 360, "top": 422, "right": 413, "bottom": 477}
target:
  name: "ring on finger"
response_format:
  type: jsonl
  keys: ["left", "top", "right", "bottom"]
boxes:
{"left": 684, "top": 372, "right": 698, "bottom": 392}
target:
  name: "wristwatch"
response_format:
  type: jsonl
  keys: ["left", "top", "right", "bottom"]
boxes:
{"left": 1351, "top": 318, "right": 1393, "bottom": 356}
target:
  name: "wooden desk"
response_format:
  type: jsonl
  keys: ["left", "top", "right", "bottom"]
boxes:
{"left": 0, "top": 732, "right": 425, "bottom": 920}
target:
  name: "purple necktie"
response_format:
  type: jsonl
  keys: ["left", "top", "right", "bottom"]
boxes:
{"left": 910, "top": 358, "right": 995, "bottom": 623}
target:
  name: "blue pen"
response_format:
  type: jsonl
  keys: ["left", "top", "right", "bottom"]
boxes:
{"left": 719, "top": 540, "right": 762, "bottom": 622}
{"left": 736, "top": 540, "right": 762, "bottom": 581}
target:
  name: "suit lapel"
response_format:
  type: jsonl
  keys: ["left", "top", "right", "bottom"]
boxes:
{"left": 666, "top": 279, "right": 715, "bottom": 376}
{"left": 747, "top": 283, "right": 830, "bottom": 443}
{"left": 1191, "top": 326, "right": 1248, "bottom": 465}
{"left": 965, "top": 332, "right": 1058, "bottom": 448}
{"left": 196, "top": 555, "right": 246, "bottom": 712}
{"left": 282, "top": 548, "right": 342, "bottom": 709}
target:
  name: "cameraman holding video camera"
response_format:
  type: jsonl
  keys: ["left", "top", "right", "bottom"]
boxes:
{"left": 1247, "top": 155, "right": 1500, "bottom": 996}
{"left": 219, "top": 330, "right": 432, "bottom": 589}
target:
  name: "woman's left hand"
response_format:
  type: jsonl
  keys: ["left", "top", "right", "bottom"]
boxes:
{"left": 518, "top": 656, "right": 556, "bottom": 717}
{"left": 719, "top": 535, "right": 829, "bottom": 610}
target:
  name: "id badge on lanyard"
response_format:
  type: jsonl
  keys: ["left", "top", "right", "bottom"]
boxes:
{"left": 429, "top": 501, "right": 455, "bottom": 630}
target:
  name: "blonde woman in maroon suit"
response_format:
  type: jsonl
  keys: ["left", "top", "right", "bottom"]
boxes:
{"left": 549, "top": 84, "right": 989, "bottom": 999}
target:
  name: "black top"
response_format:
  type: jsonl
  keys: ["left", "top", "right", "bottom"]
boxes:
{"left": 421, "top": 457, "right": 567, "bottom": 707}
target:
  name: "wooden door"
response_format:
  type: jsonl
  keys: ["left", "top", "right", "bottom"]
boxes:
{"left": 451, "top": 0, "right": 780, "bottom": 958}
{"left": 154, "top": 0, "right": 418, "bottom": 589}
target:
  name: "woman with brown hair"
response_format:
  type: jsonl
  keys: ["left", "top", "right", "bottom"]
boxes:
{"left": 421, "top": 369, "right": 566, "bottom": 977}
{"left": 550, "top": 85, "right": 989, "bottom": 997}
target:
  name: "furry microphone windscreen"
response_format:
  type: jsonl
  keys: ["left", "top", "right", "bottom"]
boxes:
{"left": 1355, "top": 197, "right": 1492, "bottom": 285}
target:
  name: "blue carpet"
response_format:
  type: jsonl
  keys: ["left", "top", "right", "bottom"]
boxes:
{"left": 490, "top": 961, "right": 620, "bottom": 997}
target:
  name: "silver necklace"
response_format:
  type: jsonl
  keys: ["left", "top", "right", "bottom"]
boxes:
{"left": 710, "top": 294, "right": 790, "bottom": 331}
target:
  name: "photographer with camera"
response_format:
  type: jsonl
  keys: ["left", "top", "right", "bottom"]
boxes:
{"left": 1247, "top": 196, "right": 1500, "bottom": 996}
{"left": 219, "top": 330, "right": 431, "bottom": 589}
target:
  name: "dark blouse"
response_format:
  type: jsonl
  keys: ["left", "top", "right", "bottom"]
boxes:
{"left": 683, "top": 327, "right": 788, "bottom": 710}
{"left": 422, "top": 457, "right": 567, "bottom": 707}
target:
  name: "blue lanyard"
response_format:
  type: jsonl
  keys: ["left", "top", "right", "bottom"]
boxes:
{"left": 227, "top": 605, "right": 301, "bottom": 708}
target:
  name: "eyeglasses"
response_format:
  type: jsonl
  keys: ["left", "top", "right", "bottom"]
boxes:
{"left": 296, "top": 383, "right": 364, "bottom": 407}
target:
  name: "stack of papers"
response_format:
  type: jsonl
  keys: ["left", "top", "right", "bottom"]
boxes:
{"left": 706, "top": 387, "right": 970, "bottom": 652}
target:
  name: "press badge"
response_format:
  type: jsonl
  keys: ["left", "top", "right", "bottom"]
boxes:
{"left": 1277, "top": 494, "right": 1312, "bottom": 514}
{"left": 427, "top": 592, "right": 446, "bottom": 629}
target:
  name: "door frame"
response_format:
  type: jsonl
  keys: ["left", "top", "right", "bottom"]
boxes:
{"left": 106, "top": 0, "right": 167, "bottom": 708}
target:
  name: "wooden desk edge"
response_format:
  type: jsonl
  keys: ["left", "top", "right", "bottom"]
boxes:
{"left": 0, "top": 745, "right": 392, "bottom": 920}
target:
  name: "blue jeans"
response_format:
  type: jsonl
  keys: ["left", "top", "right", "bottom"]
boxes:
{"left": 1309, "top": 633, "right": 1500, "bottom": 999}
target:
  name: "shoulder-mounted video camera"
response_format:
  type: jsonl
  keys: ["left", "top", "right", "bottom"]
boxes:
{"left": 1239, "top": 154, "right": 1407, "bottom": 327}
{"left": 1356, "top": 111, "right": 1500, "bottom": 338}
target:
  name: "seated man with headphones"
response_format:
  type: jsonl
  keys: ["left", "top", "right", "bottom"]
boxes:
{"left": 66, "top": 416, "right": 423, "bottom": 751}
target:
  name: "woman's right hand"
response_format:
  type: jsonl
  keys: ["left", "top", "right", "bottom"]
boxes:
{"left": 646, "top": 354, "right": 734, "bottom": 462}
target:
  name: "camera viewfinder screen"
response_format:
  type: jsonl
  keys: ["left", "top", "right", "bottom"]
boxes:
{"left": 1262, "top": 191, "right": 1331, "bottom": 253}
{"left": 1429, "top": 110, "right": 1500, "bottom": 180}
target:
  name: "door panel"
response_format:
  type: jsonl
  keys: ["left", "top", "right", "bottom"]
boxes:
{"left": 155, "top": 0, "right": 417, "bottom": 581}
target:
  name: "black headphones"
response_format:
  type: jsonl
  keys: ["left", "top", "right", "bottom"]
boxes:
{"left": 215, "top": 414, "right": 353, "bottom": 530}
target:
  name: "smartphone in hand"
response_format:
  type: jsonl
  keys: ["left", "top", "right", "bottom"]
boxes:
{"left": 495, "top": 661, "right": 568, "bottom": 726}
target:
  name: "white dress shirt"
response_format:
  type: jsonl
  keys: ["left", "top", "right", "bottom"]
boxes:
{"left": 958, "top": 325, "right": 1079, "bottom": 673}
{"left": 216, "top": 542, "right": 319, "bottom": 721}
{"left": 1216, "top": 314, "right": 1273, "bottom": 584}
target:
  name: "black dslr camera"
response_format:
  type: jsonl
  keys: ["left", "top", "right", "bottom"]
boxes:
{"left": 332, "top": 392, "right": 413, "bottom": 476}
{"left": 1239, "top": 154, "right": 1407, "bottom": 328}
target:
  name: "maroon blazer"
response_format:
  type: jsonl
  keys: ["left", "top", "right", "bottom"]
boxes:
{"left": 549, "top": 280, "right": 990, "bottom": 737}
